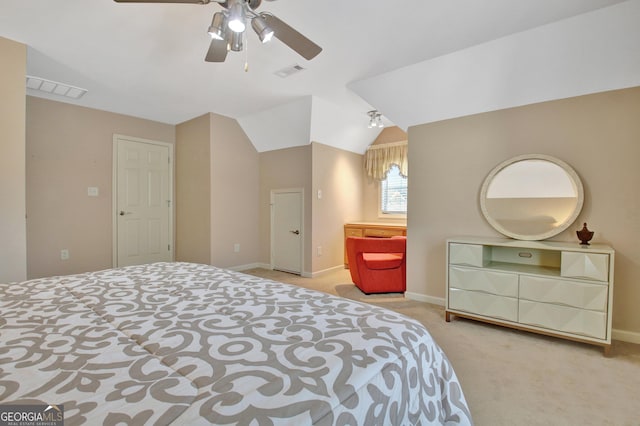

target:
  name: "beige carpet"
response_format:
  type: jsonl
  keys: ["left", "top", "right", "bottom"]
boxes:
{"left": 243, "top": 267, "right": 640, "bottom": 426}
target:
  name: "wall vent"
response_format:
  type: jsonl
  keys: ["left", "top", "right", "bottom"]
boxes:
{"left": 26, "top": 76, "right": 88, "bottom": 99}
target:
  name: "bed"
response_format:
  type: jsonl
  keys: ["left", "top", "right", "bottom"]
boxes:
{"left": 0, "top": 262, "right": 472, "bottom": 425}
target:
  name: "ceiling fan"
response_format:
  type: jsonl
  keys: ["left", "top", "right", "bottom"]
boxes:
{"left": 113, "top": 0, "right": 322, "bottom": 63}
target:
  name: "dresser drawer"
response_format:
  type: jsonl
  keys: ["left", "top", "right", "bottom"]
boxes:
{"left": 449, "top": 288, "right": 518, "bottom": 322}
{"left": 345, "top": 228, "right": 364, "bottom": 238}
{"left": 519, "top": 300, "right": 607, "bottom": 340}
{"left": 449, "top": 243, "right": 488, "bottom": 267}
{"left": 449, "top": 266, "right": 518, "bottom": 297}
{"left": 520, "top": 276, "right": 608, "bottom": 311}
{"left": 364, "top": 228, "right": 404, "bottom": 238}
{"left": 561, "top": 252, "right": 609, "bottom": 282}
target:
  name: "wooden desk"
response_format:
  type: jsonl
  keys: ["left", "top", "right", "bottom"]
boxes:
{"left": 344, "top": 222, "right": 407, "bottom": 267}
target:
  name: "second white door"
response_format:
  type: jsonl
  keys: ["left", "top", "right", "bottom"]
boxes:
{"left": 271, "top": 190, "right": 303, "bottom": 274}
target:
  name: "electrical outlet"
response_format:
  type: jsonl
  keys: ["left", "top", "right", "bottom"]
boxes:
{"left": 317, "top": 246, "right": 322, "bottom": 256}
{"left": 60, "top": 249, "right": 69, "bottom": 260}
{"left": 234, "top": 243, "right": 240, "bottom": 253}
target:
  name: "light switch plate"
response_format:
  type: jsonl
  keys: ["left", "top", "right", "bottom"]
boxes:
{"left": 88, "top": 187, "right": 99, "bottom": 197}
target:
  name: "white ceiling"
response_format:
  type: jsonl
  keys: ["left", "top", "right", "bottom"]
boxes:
{"left": 0, "top": 0, "right": 631, "bottom": 153}
{"left": 351, "top": 0, "right": 640, "bottom": 131}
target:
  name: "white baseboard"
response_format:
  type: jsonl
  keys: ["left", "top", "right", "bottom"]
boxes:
{"left": 230, "top": 263, "right": 344, "bottom": 279}
{"left": 612, "top": 328, "right": 640, "bottom": 344}
{"left": 303, "top": 265, "right": 345, "bottom": 278}
{"left": 405, "top": 291, "right": 445, "bottom": 307}
{"left": 228, "top": 262, "right": 270, "bottom": 272}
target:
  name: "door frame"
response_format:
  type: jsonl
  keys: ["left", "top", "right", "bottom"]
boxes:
{"left": 112, "top": 134, "right": 174, "bottom": 267}
{"left": 270, "top": 188, "right": 304, "bottom": 274}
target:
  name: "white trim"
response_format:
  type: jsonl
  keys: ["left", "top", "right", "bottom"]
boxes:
{"left": 228, "top": 262, "right": 271, "bottom": 272}
{"left": 378, "top": 212, "right": 408, "bottom": 220}
{"left": 231, "top": 263, "right": 343, "bottom": 279}
{"left": 612, "top": 328, "right": 640, "bottom": 344}
{"left": 304, "top": 264, "right": 344, "bottom": 278}
{"left": 112, "top": 134, "right": 174, "bottom": 267}
{"left": 405, "top": 291, "right": 445, "bottom": 307}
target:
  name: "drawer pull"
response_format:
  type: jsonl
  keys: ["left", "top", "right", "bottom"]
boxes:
{"left": 519, "top": 252, "right": 532, "bottom": 258}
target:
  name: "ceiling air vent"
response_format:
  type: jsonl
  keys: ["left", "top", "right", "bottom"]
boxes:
{"left": 274, "top": 64, "right": 305, "bottom": 78}
{"left": 26, "top": 76, "right": 88, "bottom": 99}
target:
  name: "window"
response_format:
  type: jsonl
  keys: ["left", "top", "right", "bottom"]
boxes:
{"left": 380, "top": 164, "right": 408, "bottom": 215}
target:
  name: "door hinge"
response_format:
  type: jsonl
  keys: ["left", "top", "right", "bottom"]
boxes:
{"left": 168, "top": 244, "right": 171, "bottom": 251}
{"left": 167, "top": 200, "right": 171, "bottom": 207}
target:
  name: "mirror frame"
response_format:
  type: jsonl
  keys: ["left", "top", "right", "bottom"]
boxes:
{"left": 479, "top": 154, "right": 584, "bottom": 241}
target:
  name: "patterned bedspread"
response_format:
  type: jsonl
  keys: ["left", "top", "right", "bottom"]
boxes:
{"left": 0, "top": 262, "right": 472, "bottom": 425}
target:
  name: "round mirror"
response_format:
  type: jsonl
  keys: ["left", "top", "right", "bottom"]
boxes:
{"left": 480, "top": 154, "right": 584, "bottom": 241}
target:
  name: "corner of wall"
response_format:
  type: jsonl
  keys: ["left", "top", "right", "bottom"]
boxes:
{"left": 0, "top": 36, "right": 27, "bottom": 282}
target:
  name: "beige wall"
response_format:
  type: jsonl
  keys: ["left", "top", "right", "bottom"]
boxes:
{"left": 0, "top": 37, "right": 27, "bottom": 282}
{"left": 371, "top": 126, "right": 407, "bottom": 146}
{"left": 407, "top": 87, "right": 640, "bottom": 338}
{"left": 258, "top": 143, "right": 363, "bottom": 275}
{"left": 175, "top": 114, "right": 211, "bottom": 264}
{"left": 26, "top": 97, "right": 175, "bottom": 279}
{"left": 311, "top": 142, "right": 364, "bottom": 272}
{"left": 259, "top": 146, "right": 312, "bottom": 272}
{"left": 209, "top": 113, "right": 260, "bottom": 268}
{"left": 24, "top": 98, "right": 274, "bottom": 277}
{"left": 175, "top": 113, "right": 260, "bottom": 269}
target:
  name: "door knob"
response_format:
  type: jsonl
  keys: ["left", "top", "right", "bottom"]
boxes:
{"left": 290, "top": 230, "right": 300, "bottom": 235}
{"left": 119, "top": 211, "right": 133, "bottom": 216}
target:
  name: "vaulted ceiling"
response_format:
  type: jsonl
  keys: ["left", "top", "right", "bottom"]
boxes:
{"left": 1, "top": 0, "right": 636, "bottom": 154}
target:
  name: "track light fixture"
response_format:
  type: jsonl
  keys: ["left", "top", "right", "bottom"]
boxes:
{"left": 367, "top": 110, "right": 384, "bottom": 128}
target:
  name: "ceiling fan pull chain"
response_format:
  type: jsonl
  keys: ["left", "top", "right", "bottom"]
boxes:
{"left": 244, "top": 30, "right": 249, "bottom": 72}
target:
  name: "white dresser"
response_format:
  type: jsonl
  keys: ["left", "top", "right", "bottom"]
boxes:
{"left": 445, "top": 237, "right": 615, "bottom": 355}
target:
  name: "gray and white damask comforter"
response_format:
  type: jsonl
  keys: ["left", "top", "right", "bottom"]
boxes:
{"left": 0, "top": 262, "right": 472, "bottom": 425}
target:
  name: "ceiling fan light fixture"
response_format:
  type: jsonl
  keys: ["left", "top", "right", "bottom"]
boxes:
{"left": 208, "top": 12, "right": 227, "bottom": 40}
{"left": 230, "top": 31, "right": 243, "bottom": 52}
{"left": 251, "top": 16, "right": 274, "bottom": 43}
{"left": 114, "top": 0, "right": 323, "bottom": 64}
{"left": 228, "top": 2, "right": 246, "bottom": 33}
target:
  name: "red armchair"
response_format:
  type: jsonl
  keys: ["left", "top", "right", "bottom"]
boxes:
{"left": 346, "top": 236, "right": 406, "bottom": 294}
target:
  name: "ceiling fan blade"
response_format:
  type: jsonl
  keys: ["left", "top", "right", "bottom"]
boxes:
{"left": 262, "top": 14, "right": 322, "bottom": 60}
{"left": 113, "top": 0, "right": 214, "bottom": 3}
{"left": 205, "top": 38, "right": 228, "bottom": 62}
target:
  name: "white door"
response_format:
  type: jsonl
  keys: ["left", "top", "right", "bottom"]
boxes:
{"left": 114, "top": 135, "right": 173, "bottom": 267}
{"left": 271, "top": 190, "right": 303, "bottom": 274}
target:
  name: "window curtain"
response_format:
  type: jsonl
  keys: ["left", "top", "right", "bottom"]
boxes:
{"left": 364, "top": 141, "right": 408, "bottom": 181}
